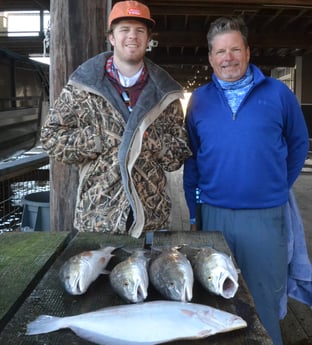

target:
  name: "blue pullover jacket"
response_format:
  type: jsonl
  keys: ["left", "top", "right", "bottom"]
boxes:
{"left": 183, "top": 64, "right": 309, "bottom": 219}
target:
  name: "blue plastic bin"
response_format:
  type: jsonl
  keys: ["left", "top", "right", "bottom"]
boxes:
{"left": 21, "top": 191, "right": 50, "bottom": 231}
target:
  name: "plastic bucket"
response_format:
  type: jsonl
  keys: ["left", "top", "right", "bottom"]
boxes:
{"left": 21, "top": 191, "right": 50, "bottom": 231}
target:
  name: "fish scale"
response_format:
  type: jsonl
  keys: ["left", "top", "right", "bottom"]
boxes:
{"left": 149, "top": 247, "right": 194, "bottom": 302}
{"left": 59, "top": 246, "right": 117, "bottom": 295}
{"left": 109, "top": 249, "right": 149, "bottom": 303}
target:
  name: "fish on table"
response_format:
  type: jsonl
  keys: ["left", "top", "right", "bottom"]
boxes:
{"left": 191, "top": 246, "right": 239, "bottom": 299}
{"left": 59, "top": 246, "right": 118, "bottom": 295}
{"left": 149, "top": 247, "right": 194, "bottom": 302}
{"left": 109, "top": 249, "right": 150, "bottom": 303}
{"left": 26, "top": 300, "right": 247, "bottom": 345}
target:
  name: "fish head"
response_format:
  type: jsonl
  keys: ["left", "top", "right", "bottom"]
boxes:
{"left": 178, "top": 276, "right": 193, "bottom": 302}
{"left": 162, "top": 267, "right": 193, "bottom": 302}
{"left": 59, "top": 255, "right": 93, "bottom": 295}
{"left": 149, "top": 249, "right": 194, "bottom": 302}
{"left": 195, "top": 252, "right": 239, "bottom": 299}
{"left": 109, "top": 255, "right": 149, "bottom": 303}
{"left": 59, "top": 247, "right": 117, "bottom": 296}
{"left": 59, "top": 264, "right": 83, "bottom": 295}
{"left": 215, "top": 269, "right": 239, "bottom": 299}
{"left": 112, "top": 273, "right": 148, "bottom": 303}
{"left": 131, "top": 276, "right": 149, "bottom": 303}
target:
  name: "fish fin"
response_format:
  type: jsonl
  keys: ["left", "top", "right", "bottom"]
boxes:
{"left": 26, "top": 315, "right": 64, "bottom": 335}
{"left": 228, "top": 255, "right": 240, "bottom": 274}
{"left": 98, "top": 244, "right": 125, "bottom": 254}
{"left": 150, "top": 245, "right": 180, "bottom": 254}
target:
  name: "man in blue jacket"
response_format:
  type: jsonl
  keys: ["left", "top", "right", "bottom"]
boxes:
{"left": 183, "top": 16, "right": 309, "bottom": 345}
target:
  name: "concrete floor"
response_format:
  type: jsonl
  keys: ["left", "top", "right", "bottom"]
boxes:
{"left": 292, "top": 173, "right": 312, "bottom": 258}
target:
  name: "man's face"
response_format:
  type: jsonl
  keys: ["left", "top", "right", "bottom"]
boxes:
{"left": 109, "top": 20, "right": 150, "bottom": 65}
{"left": 208, "top": 31, "right": 250, "bottom": 82}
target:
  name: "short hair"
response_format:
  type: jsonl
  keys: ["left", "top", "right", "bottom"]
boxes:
{"left": 107, "top": 20, "right": 153, "bottom": 37}
{"left": 207, "top": 17, "right": 249, "bottom": 53}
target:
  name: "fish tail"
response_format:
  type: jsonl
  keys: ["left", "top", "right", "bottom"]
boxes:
{"left": 26, "top": 315, "right": 64, "bottom": 335}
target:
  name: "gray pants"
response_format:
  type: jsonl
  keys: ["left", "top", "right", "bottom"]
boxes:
{"left": 199, "top": 204, "right": 288, "bottom": 345}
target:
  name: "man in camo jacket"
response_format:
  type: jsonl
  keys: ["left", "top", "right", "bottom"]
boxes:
{"left": 41, "top": 1, "right": 191, "bottom": 238}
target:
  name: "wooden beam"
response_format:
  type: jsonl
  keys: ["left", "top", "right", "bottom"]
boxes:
{"left": 147, "top": 2, "right": 312, "bottom": 16}
{"left": 0, "top": 0, "right": 50, "bottom": 11}
{"left": 153, "top": 31, "right": 312, "bottom": 50}
{"left": 148, "top": 0, "right": 312, "bottom": 8}
{"left": 49, "top": 0, "right": 106, "bottom": 232}
{"left": 151, "top": 55, "right": 295, "bottom": 67}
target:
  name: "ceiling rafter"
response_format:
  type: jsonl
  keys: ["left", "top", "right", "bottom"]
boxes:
{"left": 1, "top": 0, "right": 312, "bottom": 90}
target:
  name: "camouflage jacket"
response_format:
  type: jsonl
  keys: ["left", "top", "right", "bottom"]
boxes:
{"left": 41, "top": 52, "right": 191, "bottom": 238}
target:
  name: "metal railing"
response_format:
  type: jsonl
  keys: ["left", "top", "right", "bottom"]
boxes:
{"left": 0, "top": 150, "right": 50, "bottom": 233}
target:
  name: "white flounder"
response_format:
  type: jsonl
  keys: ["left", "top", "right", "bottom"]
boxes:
{"left": 26, "top": 300, "right": 247, "bottom": 345}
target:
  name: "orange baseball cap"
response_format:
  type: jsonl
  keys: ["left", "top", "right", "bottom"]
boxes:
{"left": 109, "top": 1, "right": 156, "bottom": 28}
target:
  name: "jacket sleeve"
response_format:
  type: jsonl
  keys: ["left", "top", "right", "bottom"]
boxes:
{"left": 283, "top": 86, "right": 309, "bottom": 187}
{"left": 40, "top": 85, "right": 120, "bottom": 164}
{"left": 156, "top": 100, "right": 192, "bottom": 171}
{"left": 183, "top": 96, "right": 200, "bottom": 219}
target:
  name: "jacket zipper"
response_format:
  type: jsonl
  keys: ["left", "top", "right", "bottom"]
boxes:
{"left": 217, "top": 79, "right": 256, "bottom": 122}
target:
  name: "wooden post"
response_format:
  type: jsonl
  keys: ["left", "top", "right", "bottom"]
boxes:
{"left": 49, "top": 0, "right": 108, "bottom": 232}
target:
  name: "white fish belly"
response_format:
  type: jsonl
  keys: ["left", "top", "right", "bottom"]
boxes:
{"left": 27, "top": 301, "right": 247, "bottom": 345}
